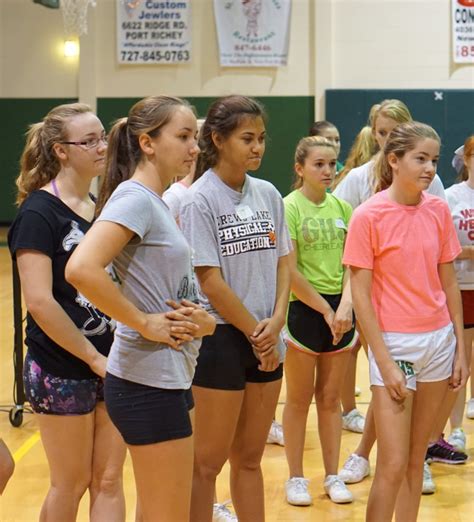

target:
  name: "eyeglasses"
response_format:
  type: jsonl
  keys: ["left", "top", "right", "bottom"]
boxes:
{"left": 60, "top": 136, "right": 108, "bottom": 150}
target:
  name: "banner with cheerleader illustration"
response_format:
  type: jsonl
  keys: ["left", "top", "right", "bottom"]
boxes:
{"left": 452, "top": 0, "right": 474, "bottom": 63}
{"left": 214, "top": 0, "right": 292, "bottom": 67}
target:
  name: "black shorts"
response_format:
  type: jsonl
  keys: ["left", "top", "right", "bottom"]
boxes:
{"left": 193, "top": 324, "right": 283, "bottom": 391}
{"left": 286, "top": 296, "right": 358, "bottom": 355}
{"left": 104, "top": 372, "right": 194, "bottom": 446}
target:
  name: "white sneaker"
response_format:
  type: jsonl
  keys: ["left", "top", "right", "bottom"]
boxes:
{"left": 339, "top": 453, "right": 370, "bottom": 483}
{"left": 213, "top": 501, "right": 238, "bottom": 521}
{"left": 422, "top": 461, "right": 436, "bottom": 495}
{"left": 342, "top": 409, "right": 365, "bottom": 433}
{"left": 355, "top": 386, "right": 361, "bottom": 397}
{"left": 266, "top": 420, "right": 285, "bottom": 446}
{"left": 448, "top": 427, "right": 467, "bottom": 452}
{"left": 324, "top": 475, "right": 354, "bottom": 504}
{"left": 285, "top": 477, "right": 312, "bottom": 506}
{"left": 466, "top": 398, "right": 474, "bottom": 419}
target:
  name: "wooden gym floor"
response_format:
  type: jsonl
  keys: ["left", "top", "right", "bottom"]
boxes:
{"left": 1, "top": 233, "right": 473, "bottom": 521}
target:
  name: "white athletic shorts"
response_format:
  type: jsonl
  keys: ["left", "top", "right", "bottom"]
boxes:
{"left": 369, "top": 323, "right": 456, "bottom": 391}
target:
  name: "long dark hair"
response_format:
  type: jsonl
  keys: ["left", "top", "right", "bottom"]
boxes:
{"left": 195, "top": 95, "right": 266, "bottom": 180}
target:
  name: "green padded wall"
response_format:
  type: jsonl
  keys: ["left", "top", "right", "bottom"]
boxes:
{"left": 97, "top": 96, "right": 315, "bottom": 199}
{"left": 0, "top": 98, "right": 77, "bottom": 224}
{"left": 326, "top": 89, "right": 474, "bottom": 189}
{"left": 4, "top": 91, "right": 472, "bottom": 224}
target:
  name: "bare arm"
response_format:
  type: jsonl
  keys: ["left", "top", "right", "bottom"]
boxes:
{"left": 287, "top": 242, "right": 338, "bottom": 339}
{"left": 350, "top": 266, "right": 408, "bottom": 401}
{"left": 287, "top": 245, "right": 333, "bottom": 316}
{"left": 438, "top": 262, "right": 469, "bottom": 390}
{"left": 196, "top": 260, "right": 287, "bottom": 372}
{"left": 66, "top": 220, "right": 199, "bottom": 349}
{"left": 456, "top": 245, "right": 473, "bottom": 260}
{"left": 250, "top": 254, "right": 290, "bottom": 360}
{"left": 195, "top": 265, "right": 259, "bottom": 337}
{"left": 332, "top": 268, "right": 354, "bottom": 344}
{"left": 17, "top": 250, "right": 106, "bottom": 377}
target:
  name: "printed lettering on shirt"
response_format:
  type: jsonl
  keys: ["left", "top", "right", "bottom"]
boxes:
{"left": 301, "top": 217, "right": 346, "bottom": 251}
{"left": 177, "top": 273, "right": 200, "bottom": 304}
{"left": 459, "top": 208, "right": 474, "bottom": 240}
{"left": 217, "top": 210, "right": 277, "bottom": 257}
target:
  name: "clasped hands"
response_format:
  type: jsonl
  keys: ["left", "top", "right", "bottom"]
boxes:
{"left": 138, "top": 299, "right": 216, "bottom": 350}
{"left": 249, "top": 318, "right": 281, "bottom": 373}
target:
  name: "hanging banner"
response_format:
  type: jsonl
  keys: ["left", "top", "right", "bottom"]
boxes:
{"left": 116, "top": 0, "right": 191, "bottom": 64}
{"left": 214, "top": 0, "right": 291, "bottom": 67}
{"left": 452, "top": 0, "right": 474, "bottom": 63}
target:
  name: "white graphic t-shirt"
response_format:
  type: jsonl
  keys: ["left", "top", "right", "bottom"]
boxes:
{"left": 446, "top": 181, "right": 474, "bottom": 289}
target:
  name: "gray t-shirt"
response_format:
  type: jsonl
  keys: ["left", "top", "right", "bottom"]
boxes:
{"left": 97, "top": 180, "right": 200, "bottom": 389}
{"left": 180, "top": 170, "right": 291, "bottom": 359}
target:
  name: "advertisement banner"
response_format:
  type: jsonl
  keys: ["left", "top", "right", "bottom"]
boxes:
{"left": 214, "top": 0, "right": 291, "bottom": 67}
{"left": 116, "top": 0, "right": 191, "bottom": 65}
{"left": 452, "top": 0, "right": 474, "bottom": 63}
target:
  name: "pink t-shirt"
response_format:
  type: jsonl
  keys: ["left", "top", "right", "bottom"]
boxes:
{"left": 343, "top": 190, "right": 462, "bottom": 333}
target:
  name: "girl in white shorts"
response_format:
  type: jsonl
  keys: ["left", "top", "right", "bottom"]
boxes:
{"left": 343, "top": 121, "right": 468, "bottom": 522}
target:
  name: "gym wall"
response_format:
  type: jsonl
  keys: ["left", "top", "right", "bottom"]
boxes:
{"left": 1, "top": 0, "right": 472, "bottom": 223}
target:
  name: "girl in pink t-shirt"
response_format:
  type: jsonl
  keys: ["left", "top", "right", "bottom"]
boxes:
{"left": 343, "top": 122, "right": 468, "bottom": 522}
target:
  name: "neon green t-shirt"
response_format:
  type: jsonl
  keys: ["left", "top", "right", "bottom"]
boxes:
{"left": 284, "top": 190, "right": 352, "bottom": 298}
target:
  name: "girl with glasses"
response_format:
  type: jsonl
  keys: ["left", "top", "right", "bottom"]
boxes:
{"left": 8, "top": 103, "right": 126, "bottom": 522}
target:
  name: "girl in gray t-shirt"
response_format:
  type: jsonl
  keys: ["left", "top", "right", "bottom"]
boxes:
{"left": 180, "top": 95, "right": 291, "bottom": 522}
{"left": 66, "top": 96, "right": 215, "bottom": 522}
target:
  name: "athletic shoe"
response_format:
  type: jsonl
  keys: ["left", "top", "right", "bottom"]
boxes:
{"left": 342, "top": 409, "right": 365, "bottom": 433}
{"left": 426, "top": 436, "right": 468, "bottom": 464}
{"left": 355, "top": 386, "right": 361, "bottom": 397}
{"left": 466, "top": 398, "right": 474, "bottom": 419}
{"left": 339, "top": 453, "right": 370, "bottom": 483}
{"left": 266, "top": 420, "right": 285, "bottom": 446}
{"left": 422, "top": 461, "right": 436, "bottom": 495}
{"left": 323, "top": 475, "right": 354, "bottom": 504}
{"left": 447, "top": 428, "right": 467, "bottom": 452}
{"left": 285, "top": 477, "right": 312, "bottom": 506}
{"left": 213, "top": 501, "right": 238, "bottom": 521}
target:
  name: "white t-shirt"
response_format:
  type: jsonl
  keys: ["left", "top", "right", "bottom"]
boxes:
{"left": 333, "top": 160, "right": 446, "bottom": 209}
{"left": 445, "top": 181, "right": 474, "bottom": 290}
{"left": 163, "top": 181, "right": 189, "bottom": 221}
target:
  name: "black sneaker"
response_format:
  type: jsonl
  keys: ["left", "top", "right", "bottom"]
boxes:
{"left": 426, "top": 436, "right": 468, "bottom": 464}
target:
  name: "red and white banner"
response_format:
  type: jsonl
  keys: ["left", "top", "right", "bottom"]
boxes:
{"left": 452, "top": 0, "right": 474, "bottom": 63}
{"left": 214, "top": 0, "right": 292, "bottom": 67}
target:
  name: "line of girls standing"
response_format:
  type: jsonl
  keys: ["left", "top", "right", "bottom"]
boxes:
{"left": 9, "top": 94, "right": 290, "bottom": 522}
{"left": 8, "top": 94, "right": 470, "bottom": 522}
